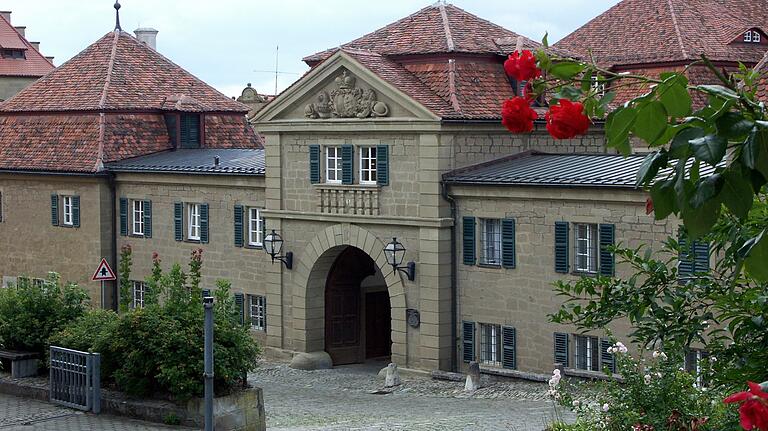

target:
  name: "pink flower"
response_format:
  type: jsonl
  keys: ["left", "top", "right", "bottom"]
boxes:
{"left": 724, "top": 382, "right": 768, "bottom": 431}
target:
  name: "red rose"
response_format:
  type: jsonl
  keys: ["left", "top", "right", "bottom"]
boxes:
{"left": 504, "top": 50, "right": 541, "bottom": 82}
{"left": 724, "top": 381, "right": 768, "bottom": 431}
{"left": 545, "top": 99, "right": 591, "bottom": 139}
{"left": 501, "top": 97, "right": 538, "bottom": 133}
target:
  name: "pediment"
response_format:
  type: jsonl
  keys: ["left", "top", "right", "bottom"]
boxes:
{"left": 253, "top": 52, "right": 439, "bottom": 123}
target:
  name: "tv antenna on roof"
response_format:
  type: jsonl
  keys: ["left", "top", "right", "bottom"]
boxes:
{"left": 252, "top": 45, "right": 303, "bottom": 96}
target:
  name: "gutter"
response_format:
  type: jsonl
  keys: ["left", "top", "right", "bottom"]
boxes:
{"left": 441, "top": 180, "right": 459, "bottom": 372}
{"left": 0, "top": 169, "right": 108, "bottom": 177}
{"left": 108, "top": 171, "right": 118, "bottom": 311}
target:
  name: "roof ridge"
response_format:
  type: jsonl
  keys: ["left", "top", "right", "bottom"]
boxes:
{"left": 666, "top": 0, "right": 689, "bottom": 59}
{"left": 438, "top": 3, "right": 456, "bottom": 52}
{"left": 446, "top": 59, "right": 461, "bottom": 114}
{"left": 95, "top": 30, "right": 121, "bottom": 172}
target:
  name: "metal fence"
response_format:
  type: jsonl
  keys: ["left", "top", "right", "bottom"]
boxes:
{"left": 49, "top": 346, "right": 100, "bottom": 413}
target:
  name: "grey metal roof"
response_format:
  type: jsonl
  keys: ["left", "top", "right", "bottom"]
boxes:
{"left": 108, "top": 149, "right": 265, "bottom": 176}
{"left": 443, "top": 151, "right": 716, "bottom": 188}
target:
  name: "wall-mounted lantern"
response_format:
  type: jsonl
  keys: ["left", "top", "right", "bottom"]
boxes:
{"left": 264, "top": 230, "right": 293, "bottom": 269}
{"left": 384, "top": 237, "right": 415, "bottom": 281}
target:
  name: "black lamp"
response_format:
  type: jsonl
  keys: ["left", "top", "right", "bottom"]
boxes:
{"left": 384, "top": 237, "right": 415, "bottom": 281}
{"left": 264, "top": 230, "right": 293, "bottom": 269}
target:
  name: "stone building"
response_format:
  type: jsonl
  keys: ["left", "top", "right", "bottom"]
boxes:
{"left": 0, "top": 11, "right": 55, "bottom": 101}
{"left": 0, "top": 1, "right": 745, "bottom": 377}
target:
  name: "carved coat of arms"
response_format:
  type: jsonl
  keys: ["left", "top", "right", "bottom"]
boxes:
{"left": 305, "top": 70, "right": 389, "bottom": 119}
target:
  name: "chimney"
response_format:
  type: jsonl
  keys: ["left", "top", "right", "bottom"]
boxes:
{"left": 134, "top": 27, "right": 159, "bottom": 50}
{"left": 30, "top": 41, "right": 40, "bottom": 51}
{"left": 0, "top": 11, "right": 10, "bottom": 23}
{"left": 14, "top": 26, "right": 25, "bottom": 37}
{"left": 45, "top": 56, "right": 54, "bottom": 64}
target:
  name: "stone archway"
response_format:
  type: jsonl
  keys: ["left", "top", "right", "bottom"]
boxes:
{"left": 292, "top": 224, "right": 407, "bottom": 366}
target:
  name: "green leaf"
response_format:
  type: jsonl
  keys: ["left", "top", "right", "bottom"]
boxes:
{"left": 695, "top": 85, "right": 739, "bottom": 101}
{"left": 721, "top": 169, "right": 754, "bottom": 218}
{"left": 606, "top": 107, "right": 637, "bottom": 155}
{"left": 689, "top": 174, "right": 723, "bottom": 209}
{"left": 541, "top": 32, "right": 549, "bottom": 48}
{"left": 658, "top": 76, "right": 692, "bottom": 117}
{"left": 633, "top": 101, "right": 668, "bottom": 143}
{"left": 668, "top": 127, "right": 704, "bottom": 159}
{"left": 742, "top": 127, "right": 768, "bottom": 179}
{"left": 716, "top": 112, "right": 754, "bottom": 139}
{"left": 690, "top": 134, "right": 727, "bottom": 166}
{"left": 636, "top": 150, "right": 669, "bottom": 187}
{"left": 745, "top": 231, "right": 768, "bottom": 282}
{"left": 681, "top": 197, "right": 721, "bottom": 239}
{"left": 649, "top": 179, "right": 678, "bottom": 220}
{"left": 552, "top": 86, "right": 583, "bottom": 101}
{"left": 549, "top": 61, "right": 586, "bottom": 80}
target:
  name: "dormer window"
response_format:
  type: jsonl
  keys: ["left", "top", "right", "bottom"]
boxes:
{"left": 744, "top": 30, "right": 761, "bottom": 43}
{"left": 164, "top": 113, "right": 201, "bottom": 149}
{"left": 2, "top": 49, "right": 25, "bottom": 59}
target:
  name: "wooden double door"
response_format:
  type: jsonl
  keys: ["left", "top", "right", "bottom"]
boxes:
{"left": 325, "top": 247, "right": 391, "bottom": 365}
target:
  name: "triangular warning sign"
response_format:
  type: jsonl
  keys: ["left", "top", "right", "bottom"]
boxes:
{"left": 91, "top": 258, "right": 116, "bottom": 281}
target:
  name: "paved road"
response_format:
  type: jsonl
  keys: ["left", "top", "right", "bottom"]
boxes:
{"left": 252, "top": 362, "right": 569, "bottom": 431}
{"left": 0, "top": 393, "right": 184, "bottom": 431}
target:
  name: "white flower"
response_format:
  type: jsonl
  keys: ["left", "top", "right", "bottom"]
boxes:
{"left": 644, "top": 374, "right": 652, "bottom": 385}
{"left": 660, "top": 352, "right": 668, "bottom": 360}
{"left": 655, "top": 372, "right": 662, "bottom": 378}
{"left": 652, "top": 350, "right": 660, "bottom": 358}
{"left": 602, "top": 403, "right": 610, "bottom": 412}
{"left": 679, "top": 367, "right": 685, "bottom": 372}
{"left": 613, "top": 342, "right": 628, "bottom": 354}
{"left": 710, "top": 356, "right": 717, "bottom": 363}
{"left": 553, "top": 369, "right": 561, "bottom": 377}
{"left": 572, "top": 400, "right": 581, "bottom": 408}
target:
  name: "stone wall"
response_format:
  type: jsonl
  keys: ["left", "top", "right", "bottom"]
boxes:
{"left": 0, "top": 174, "right": 113, "bottom": 302}
{"left": 453, "top": 185, "right": 677, "bottom": 374}
{"left": 114, "top": 173, "right": 269, "bottom": 342}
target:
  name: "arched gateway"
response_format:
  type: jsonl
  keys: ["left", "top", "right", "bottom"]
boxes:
{"left": 292, "top": 224, "right": 407, "bottom": 366}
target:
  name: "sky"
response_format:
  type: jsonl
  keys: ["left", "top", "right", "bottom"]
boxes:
{"left": 3, "top": 0, "right": 621, "bottom": 98}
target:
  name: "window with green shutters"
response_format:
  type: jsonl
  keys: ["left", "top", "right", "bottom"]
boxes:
{"left": 462, "top": 216, "right": 476, "bottom": 265}
{"left": 199, "top": 203, "right": 209, "bottom": 243}
{"left": 502, "top": 326, "right": 517, "bottom": 370}
{"left": 554, "top": 222, "right": 570, "bottom": 273}
{"left": 51, "top": 194, "right": 59, "bottom": 226}
{"left": 234, "top": 205, "right": 244, "bottom": 247}
{"left": 179, "top": 114, "right": 201, "bottom": 148}
{"left": 119, "top": 198, "right": 128, "bottom": 236}
{"left": 600, "top": 338, "right": 616, "bottom": 373}
{"left": 598, "top": 224, "right": 615, "bottom": 276}
{"left": 501, "top": 218, "right": 516, "bottom": 268}
{"left": 376, "top": 145, "right": 389, "bottom": 186}
{"left": 678, "top": 230, "right": 710, "bottom": 279}
{"left": 120, "top": 198, "right": 152, "bottom": 237}
{"left": 462, "top": 320, "right": 475, "bottom": 363}
{"left": 309, "top": 145, "right": 321, "bottom": 184}
{"left": 234, "top": 293, "right": 245, "bottom": 325}
{"left": 174, "top": 202, "right": 183, "bottom": 241}
{"left": 143, "top": 200, "right": 152, "bottom": 238}
{"left": 574, "top": 334, "right": 600, "bottom": 371}
{"left": 54, "top": 195, "right": 79, "bottom": 228}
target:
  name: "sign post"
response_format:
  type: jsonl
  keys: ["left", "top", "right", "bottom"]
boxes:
{"left": 91, "top": 258, "right": 116, "bottom": 309}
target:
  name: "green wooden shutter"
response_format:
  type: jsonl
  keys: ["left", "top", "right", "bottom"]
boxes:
{"left": 309, "top": 145, "right": 320, "bottom": 184}
{"left": 180, "top": 114, "right": 200, "bottom": 148}
{"left": 234, "top": 293, "right": 245, "bottom": 325}
{"left": 341, "top": 145, "right": 354, "bottom": 185}
{"left": 200, "top": 203, "right": 209, "bottom": 244}
{"left": 376, "top": 145, "right": 389, "bottom": 186}
{"left": 599, "top": 224, "right": 615, "bottom": 276}
{"left": 502, "top": 218, "right": 516, "bottom": 268}
{"left": 462, "top": 216, "right": 476, "bottom": 265}
{"left": 678, "top": 230, "right": 693, "bottom": 278}
{"left": 72, "top": 196, "right": 80, "bottom": 228}
{"left": 234, "top": 205, "right": 244, "bottom": 247}
{"left": 144, "top": 200, "right": 152, "bottom": 238}
{"left": 119, "top": 198, "right": 128, "bottom": 236}
{"left": 50, "top": 194, "right": 59, "bottom": 226}
{"left": 462, "top": 321, "right": 475, "bottom": 363}
{"left": 554, "top": 332, "right": 569, "bottom": 367}
{"left": 502, "top": 326, "right": 517, "bottom": 369}
{"left": 174, "top": 202, "right": 183, "bottom": 241}
{"left": 600, "top": 338, "right": 616, "bottom": 373}
{"left": 554, "top": 222, "right": 570, "bottom": 273}
{"left": 693, "top": 241, "right": 710, "bottom": 273}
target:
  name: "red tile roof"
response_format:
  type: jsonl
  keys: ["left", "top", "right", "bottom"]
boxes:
{"left": 0, "top": 14, "right": 54, "bottom": 77}
{"left": 304, "top": 3, "right": 563, "bottom": 65}
{"left": 555, "top": 0, "right": 768, "bottom": 67}
{"left": 756, "top": 50, "right": 768, "bottom": 102}
{"left": 0, "top": 30, "right": 249, "bottom": 113}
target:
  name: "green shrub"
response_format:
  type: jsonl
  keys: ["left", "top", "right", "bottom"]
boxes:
{"left": 48, "top": 309, "right": 120, "bottom": 377}
{"left": 0, "top": 273, "right": 89, "bottom": 354}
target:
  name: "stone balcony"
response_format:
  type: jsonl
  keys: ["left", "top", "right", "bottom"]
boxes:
{"left": 316, "top": 184, "right": 380, "bottom": 215}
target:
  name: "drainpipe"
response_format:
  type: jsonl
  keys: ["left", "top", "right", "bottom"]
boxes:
{"left": 441, "top": 180, "right": 458, "bottom": 372}
{"left": 108, "top": 172, "right": 118, "bottom": 311}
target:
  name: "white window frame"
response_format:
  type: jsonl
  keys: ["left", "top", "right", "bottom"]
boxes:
{"left": 187, "top": 203, "right": 201, "bottom": 241}
{"left": 132, "top": 200, "right": 145, "bottom": 236}
{"left": 132, "top": 281, "right": 146, "bottom": 309}
{"left": 359, "top": 147, "right": 377, "bottom": 185}
{"left": 248, "top": 294, "right": 266, "bottom": 331}
{"left": 574, "top": 334, "right": 600, "bottom": 371}
{"left": 62, "top": 196, "right": 74, "bottom": 226}
{"left": 574, "top": 223, "right": 598, "bottom": 273}
{"left": 479, "top": 323, "right": 502, "bottom": 367}
{"left": 754, "top": 31, "right": 761, "bottom": 43}
{"left": 745, "top": 30, "right": 753, "bottom": 42}
{"left": 248, "top": 207, "right": 263, "bottom": 247}
{"left": 480, "top": 218, "right": 502, "bottom": 266}
{"left": 325, "top": 146, "right": 342, "bottom": 184}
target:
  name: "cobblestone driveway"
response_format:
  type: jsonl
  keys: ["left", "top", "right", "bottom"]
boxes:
{"left": 251, "top": 361, "right": 569, "bottom": 431}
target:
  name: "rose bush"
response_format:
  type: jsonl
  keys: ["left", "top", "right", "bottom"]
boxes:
{"left": 501, "top": 97, "right": 538, "bottom": 133}
{"left": 503, "top": 49, "right": 541, "bottom": 82}
{"left": 724, "top": 382, "right": 768, "bottom": 431}
{"left": 545, "top": 99, "right": 590, "bottom": 139}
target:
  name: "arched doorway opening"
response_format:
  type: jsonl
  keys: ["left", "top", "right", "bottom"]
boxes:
{"left": 324, "top": 246, "right": 392, "bottom": 365}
